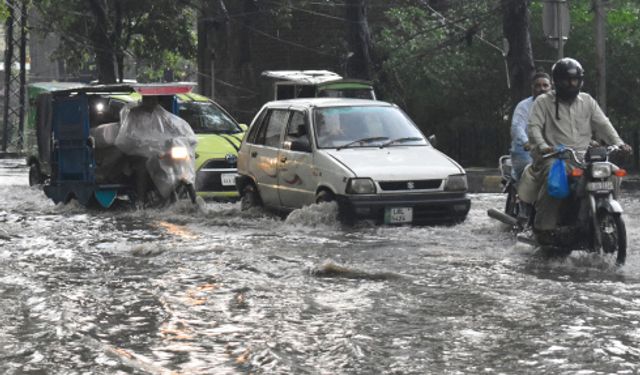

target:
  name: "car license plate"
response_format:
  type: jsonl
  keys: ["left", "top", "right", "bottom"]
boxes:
{"left": 384, "top": 207, "right": 413, "bottom": 224}
{"left": 587, "top": 181, "right": 614, "bottom": 191}
{"left": 221, "top": 173, "right": 237, "bottom": 186}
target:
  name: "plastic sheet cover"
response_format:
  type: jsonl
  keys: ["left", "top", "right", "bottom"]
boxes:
{"left": 115, "top": 104, "right": 197, "bottom": 198}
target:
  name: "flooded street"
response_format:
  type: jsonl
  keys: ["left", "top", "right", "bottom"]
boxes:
{"left": 2, "top": 158, "right": 640, "bottom": 374}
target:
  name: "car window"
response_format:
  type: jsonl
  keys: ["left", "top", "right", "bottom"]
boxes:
{"left": 287, "top": 111, "right": 308, "bottom": 136}
{"left": 246, "top": 109, "right": 267, "bottom": 144}
{"left": 314, "top": 106, "right": 426, "bottom": 149}
{"left": 254, "top": 109, "right": 288, "bottom": 147}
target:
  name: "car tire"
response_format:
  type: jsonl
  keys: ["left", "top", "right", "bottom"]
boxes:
{"left": 316, "top": 190, "right": 354, "bottom": 225}
{"left": 241, "top": 183, "right": 262, "bottom": 211}
{"left": 315, "top": 190, "right": 336, "bottom": 203}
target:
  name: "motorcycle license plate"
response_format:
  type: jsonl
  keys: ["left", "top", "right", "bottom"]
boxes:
{"left": 384, "top": 207, "right": 413, "bottom": 224}
{"left": 587, "top": 181, "right": 614, "bottom": 191}
{"left": 221, "top": 173, "right": 237, "bottom": 186}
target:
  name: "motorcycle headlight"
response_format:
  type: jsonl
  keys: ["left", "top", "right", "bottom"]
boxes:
{"left": 445, "top": 174, "right": 468, "bottom": 191}
{"left": 170, "top": 146, "right": 189, "bottom": 160}
{"left": 346, "top": 178, "right": 376, "bottom": 194}
{"left": 591, "top": 162, "right": 611, "bottom": 178}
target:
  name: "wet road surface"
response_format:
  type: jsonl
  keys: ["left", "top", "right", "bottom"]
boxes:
{"left": 2, "top": 159, "right": 640, "bottom": 374}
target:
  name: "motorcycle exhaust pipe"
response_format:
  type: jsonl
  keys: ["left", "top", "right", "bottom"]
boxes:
{"left": 487, "top": 208, "right": 519, "bottom": 226}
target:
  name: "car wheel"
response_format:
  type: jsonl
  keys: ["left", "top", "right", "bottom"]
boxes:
{"left": 316, "top": 190, "right": 354, "bottom": 225}
{"left": 241, "top": 183, "right": 262, "bottom": 211}
{"left": 29, "top": 163, "right": 42, "bottom": 187}
{"left": 315, "top": 190, "right": 336, "bottom": 203}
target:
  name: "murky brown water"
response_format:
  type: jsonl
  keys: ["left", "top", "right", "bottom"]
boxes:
{"left": 2, "top": 158, "right": 640, "bottom": 374}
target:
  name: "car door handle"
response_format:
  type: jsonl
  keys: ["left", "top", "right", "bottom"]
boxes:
{"left": 251, "top": 151, "right": 257, "bottom": 158}
{"left": 280, "top": 156, "right": 287, "bottom": 163}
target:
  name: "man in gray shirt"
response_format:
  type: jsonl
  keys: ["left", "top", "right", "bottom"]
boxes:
{"left": 518, "top": 57, "right": 631, "bottom": 243}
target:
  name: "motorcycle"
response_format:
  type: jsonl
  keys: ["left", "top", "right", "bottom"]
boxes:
{"left": 489, "top": 145, "right": 627, "bottom": 265}
{"left": 116, "top": 101, "right": 199, "bottom": 208}
{"left": 487, "top": 155, "right": 530, "bottom": 229}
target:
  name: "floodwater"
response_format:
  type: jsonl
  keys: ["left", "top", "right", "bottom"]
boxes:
{"left": 2, "top": 158, "right": 640, "bottom": 374}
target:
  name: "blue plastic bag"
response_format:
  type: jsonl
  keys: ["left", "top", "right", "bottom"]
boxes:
{"left": 548, "top": 158, "right": 569, "bottom": 199}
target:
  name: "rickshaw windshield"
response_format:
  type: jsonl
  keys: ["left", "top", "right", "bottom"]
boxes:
{"left": 178, "top": 102, "right": 242, "bottom": 135}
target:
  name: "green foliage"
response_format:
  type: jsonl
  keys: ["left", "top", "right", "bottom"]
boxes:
{"left": 0, "top": 2, "right": 9, "bottom": 21}
{"left": 375, "top": 2, "right": 511, "bottom": 165}
{"left": 31, "top": 0, "right": 196, "bottom": 82}
{"left": 376, "top": 0, "right": 640, "bottom": 166}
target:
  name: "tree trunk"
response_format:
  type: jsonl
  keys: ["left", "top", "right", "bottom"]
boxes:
{"left": 197, "top": 3, "right": 212, "bottom": 96}
{"left": 197, "top": 0, "right": 230, "bottom": 97}
{"left": 88, "top": 0, "right": 117, "bottom": 83}
{"left": 502, "top": 0, "right": 534, "bottom": 105}
{"left": 345, "top": 0, "right": 373, "bottom": 80}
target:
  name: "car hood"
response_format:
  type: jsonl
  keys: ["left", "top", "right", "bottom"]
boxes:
{"left": 195, "top": 133, "right": 244, "bottom": 168}
{"left": 323, "top": 146, "right": 464, "bottom": 180}
{"left": 196, "top": 133, "right": 243, "bottom": 154}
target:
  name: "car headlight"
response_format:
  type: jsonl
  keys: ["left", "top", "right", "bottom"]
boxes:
{"left": 346, "top": 178, "right": 376, "bottom": 194}
{"left": 591, "top": 162, "right": 611, "bottom": 178}
{"left": 170, "top": 146, "right": 189, "bottom": 160}
{"left": 445, "top": 174, "right": 467, "bottom": 191}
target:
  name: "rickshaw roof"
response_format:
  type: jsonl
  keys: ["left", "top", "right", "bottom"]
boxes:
{"left": 261, "top": 70, "right": 343, "bottom": 85}
{"left": 49, "top": 82, "right": 196, "bottom": 97}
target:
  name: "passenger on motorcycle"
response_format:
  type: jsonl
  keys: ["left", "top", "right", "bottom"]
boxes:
{"left": 517, "top": 57, "right": 632, "bottom": 244}
{"left": 510, "top": 71, "right": 551, "bottom": 181}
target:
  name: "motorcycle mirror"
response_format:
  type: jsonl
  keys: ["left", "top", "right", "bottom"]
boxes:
{"left": 428, "top": 134, "right": 437, "bottom": 147}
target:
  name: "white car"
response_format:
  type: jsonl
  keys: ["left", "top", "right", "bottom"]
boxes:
{"left": 236, "top": 98, "right": 470, "bottom": 225}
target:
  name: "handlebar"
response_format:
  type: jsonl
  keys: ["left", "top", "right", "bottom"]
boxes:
{"left": 542, "top": 145, "right": 621, "bottom": 167}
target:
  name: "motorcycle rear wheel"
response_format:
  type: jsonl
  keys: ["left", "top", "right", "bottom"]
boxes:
{"left": 598, "top": 212, "right": 627, "bottom": 265}
{"left": 504, "top": 183, "right": 519, "bottom": 218}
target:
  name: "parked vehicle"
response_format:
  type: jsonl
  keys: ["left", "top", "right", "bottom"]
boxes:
{"left": 27, "top": 83, "right": 245, "bottom": 200}
{"left": 261, "top": 70, "right": 376, "bottom": 101}
{"left": 28, "top": 83, "right": 198, "bottom": 208}
{"left": 488, "top": 145, "right": 627, "bottom": 265}
{"left": 236, "top": 98, "right": 471, "bottom": 225}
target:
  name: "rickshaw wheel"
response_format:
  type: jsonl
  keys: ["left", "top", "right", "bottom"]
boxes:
{"left": 29, "top": 163, "right": 42, "bottom": 186}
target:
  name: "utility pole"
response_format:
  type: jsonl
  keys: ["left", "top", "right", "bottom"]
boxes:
{"left": 542, "top": 0, "right": 570, "bottom": 60}
{"left": 594, "top": 0, "right": 607, "bottom": 112}
{"left": 2, "top": 0, "right": 28, "bottom": 154}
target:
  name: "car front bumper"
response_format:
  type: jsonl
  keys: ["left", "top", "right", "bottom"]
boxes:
{"left": 195, "top": 163, "right": 239, "bottom": 198}
{"left": 337, "top": 192, "right": 471, "bottom": 225}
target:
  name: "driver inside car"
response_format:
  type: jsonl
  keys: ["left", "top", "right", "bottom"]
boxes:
{"left": 316, "top": 112, "right": 346, "bottom": 147}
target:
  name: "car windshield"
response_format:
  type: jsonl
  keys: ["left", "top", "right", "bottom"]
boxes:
{"left": 314, "top": 105, "right": 427, "bottom": 149}
{"left": 178, "top": 101, "right": 241, "bottom": 134}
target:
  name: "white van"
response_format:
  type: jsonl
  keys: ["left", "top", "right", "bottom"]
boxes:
{"left": 236, "top": 98, "right": 470, "bottom": 225}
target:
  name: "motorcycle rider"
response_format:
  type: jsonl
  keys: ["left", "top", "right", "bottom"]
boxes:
{"left": 518, "top": 57, "right": 632, "bottom": 244}
{"left": 510, "top": 71, "right": 552, "bottom": 181}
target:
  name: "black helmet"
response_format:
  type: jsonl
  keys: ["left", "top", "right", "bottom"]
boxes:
{"left": 552, "top": 57, "right": 584, "bottom": 101}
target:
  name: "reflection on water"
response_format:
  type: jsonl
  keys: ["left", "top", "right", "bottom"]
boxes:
{"left": 2, "top": 159, "right": 640, "bottom": 373}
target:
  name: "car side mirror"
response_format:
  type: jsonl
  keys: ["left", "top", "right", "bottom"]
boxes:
{"left": 290, "top": 138, "right": 311, "bottom": 153}
{"left": 239, "top": 123, "right": 248, "bottom": 131}
{"left": 428, "top": 134, "right": 437, "bottom": 148}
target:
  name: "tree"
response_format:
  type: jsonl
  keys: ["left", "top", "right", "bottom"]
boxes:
{"left": 345, "top": 0, "right": 374, "bottom": 80}
{"left": 31, "top": 0, "right": 196, "bottom": 83}
{"left": 501, "top": 0, "right": 534, "bottom": 105}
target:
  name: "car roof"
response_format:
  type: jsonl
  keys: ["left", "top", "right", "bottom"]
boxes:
{"left": 263, "top": 98, "right": 392, "bottom": 109}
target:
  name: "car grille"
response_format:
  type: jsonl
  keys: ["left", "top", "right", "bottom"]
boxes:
{"left": 196, "top": 158, "right": 237, "bottom": 192}
{"left": 202, "top": 159, "right": 237, "bottom": 169}
{"left": 378, "top": 179, "right": 442, "bottom": 191}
